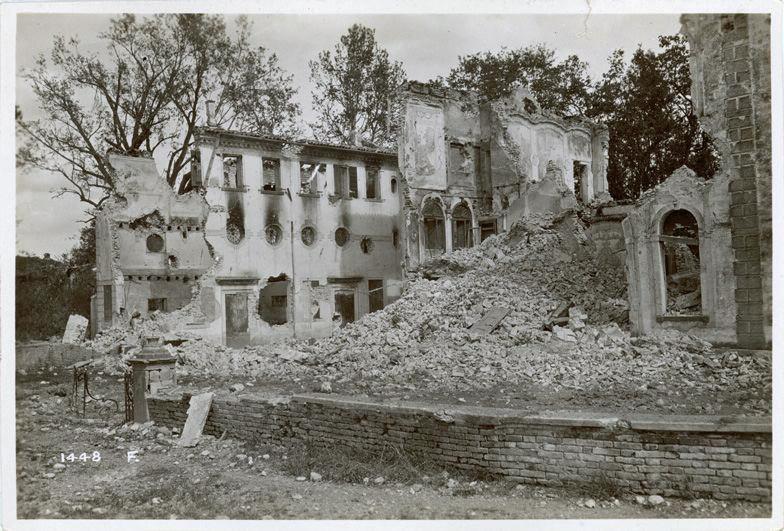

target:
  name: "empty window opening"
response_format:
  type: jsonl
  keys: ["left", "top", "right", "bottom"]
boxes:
{"left": 300, "top": 162, "right": 325, "bottom": 194}
{"left": 265, "top": 224, "right": 283, "bottom": 246}
{"left": 258, "top": 275, "right": 290, "bottom": 326}
{"left": 573, "top": 161, "right": 587, "bottom": 202}
{"left": 334, "top": 290, "right": 356, "bottom": 327}
{"left": 148, "top": 298, "right": 167, "bottom": 312}
{"left": 368, "top": 279, "right": 384, "bottom": 314}
{"left": 226, "top": 193, "right": 245, "bottom": 244}
{"left": 146, "top": 234, "right": 164, "bottom": 252}
{"left": 262, "top": 158, "right": 281, "bottom": 191}
{"left": 449, "top": 143, "right": 470, "bottom": 176}
{"left": 392, "top": 228, "right": 399, "bottom": 248}
{"left": 222, "top": 155, "right": 242, "bottom": 189}
{"left": 311, "top": 299, "right": 321, "bottom": 320}
{"left": 452, "top": 203, "right": 473, "bottom": 250}
{"left": 167, "top": 255, "right": 178, "bottom": 268}
{"left": 391, "top": 178, "right": 398, "bottom": 194}
{"left": 661, "top": 210, "right": 702, "bottom": 315}
{"left": 103, "top": 285, "right": 113, "bottom": 322}
{"left": 348, "top": 167, "right": 358, "bottom": 198}
{"left": 479, "top": 219, "right": 497, "bottom": 242}
{"left": 335, "top": 227, "right": 350, "bottom": 247}
{"left": 422, "top": 198, "right": 446, "bottom": 255}
{"left": 473, "top": 146, "right": 482, "bottom": 186}
{"left": 366, "top": 167, "right": 379, "bottom": 199}
{"left": 301, "top": 226, "right": 316, "bottom": 246}
{"left": 334, "top": 165, "right": 348, "bottom": 198}
{"left": 360, "top": 237, "right": 374, "bottom": 254}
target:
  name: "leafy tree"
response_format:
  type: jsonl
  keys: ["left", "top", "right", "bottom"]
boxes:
{"left": 309, "top": 24, "right": 405, "bottom": 148}
{"left": 18, "top": 14, "right": 301, "bottom": 207}
{"left": 588, "top": 35, "right": 719, "bottom": 200}
{"left": 445, "top": 44, "right": 593, "bottom": 115}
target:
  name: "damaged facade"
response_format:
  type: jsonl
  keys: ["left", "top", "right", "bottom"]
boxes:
{"left": 191, "top": 130, "right": 403, "bottom": 346}
{"left": 92, "top": 154, "right": 213, "bottom": 337}
{"left": 623, "top": 13, "right": 772, "bottom": 348}
{"left": 94, "top": 83, "right": 612, "bottom": 346}
{"left": 397, "top": 82, "right": 610, "bottom": 268}
{"left": 94, "top": 134, "right": 403, "bottom": 346}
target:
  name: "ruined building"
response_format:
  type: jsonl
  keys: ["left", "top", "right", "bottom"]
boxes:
{"left": 398, "top": 82, "right": 610, "bottom": 268}
{"left": 93, "top": 132, "right": 402, "bottom": 346}
{"left": 92, "top": 82, "right": 611, "bottom": 346}
{"left": 623, "top": 13, "right": 771, "bottom": 348}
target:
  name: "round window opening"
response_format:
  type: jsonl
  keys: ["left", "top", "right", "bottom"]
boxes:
{"left": 265, "top": 224, "right": 283, "bottom": 245}
{"left": 301, "top": 226, "right": 316, "bottom": 246}
{"left": 360, "top": 236, "right": 374, "bottom": 254}
{"left": 146, "top": 234, "right": 164, "bottom": 252}
{"left": 335, "top": 227, "right": 350, "bottom": 247}
{"left": 226, "top": 223, "right": 243, "bottom": 245}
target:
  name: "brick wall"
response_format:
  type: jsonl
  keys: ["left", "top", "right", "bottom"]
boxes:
{"left": 722, "top": 14, "right": 767, "bottom": 348}
{"left": 683, "top": 13, "right": 772, "bottom": 348}
{"left": 149, "top": 393, "right": 771, "bottom": 502}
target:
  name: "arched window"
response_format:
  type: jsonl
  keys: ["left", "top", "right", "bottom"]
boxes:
{"left": 452, "top": 203, "right": 473, "bottom": 250}
{"left": 422, "top": 198, "right": 445, "bottom": 256}
{"left": 660, "top": 209, "right": 701, "bottom": 315}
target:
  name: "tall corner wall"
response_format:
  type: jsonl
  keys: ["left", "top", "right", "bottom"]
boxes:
{"left": 681, "top": 13, "right": 772, "bottom": 348}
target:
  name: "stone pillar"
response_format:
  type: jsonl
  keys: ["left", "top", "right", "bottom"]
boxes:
{"left": 591, "top": 124, "right": 610, "bottom": 196}
{"left": 444, "top": 212, "right": 453, "bottom": 254}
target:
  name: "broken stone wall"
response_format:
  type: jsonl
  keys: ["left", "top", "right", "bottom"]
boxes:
{"left": 681, "top": 13, "right": 772, "bottom": 348}
{"left": 622, "top": 167, "right": 737, "bottom": 343}
{"left": 94, "top": 154, "right": 213, "bottom": 333}
{"left": 195, "top": 131, "right": 403, "bottom": 345}
{"left": 397, "top": 82, "right": 611, "bottom": 269}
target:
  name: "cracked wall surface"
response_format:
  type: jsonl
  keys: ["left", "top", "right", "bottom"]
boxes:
{"left": 93, "top": 154, "right": 213, "bottom": 334}
{"left": 397, "top": 82, "right": 611, "bottom": 269}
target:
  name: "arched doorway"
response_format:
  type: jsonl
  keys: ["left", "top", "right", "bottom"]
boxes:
{"left": 451, "top": 202, "right": 473, "bottom": 250}
{"left": 422, "top": 198, "right": 446, "bottom": 258}
{"left": 660, "top": 209, "right": 701, "bottom": 315}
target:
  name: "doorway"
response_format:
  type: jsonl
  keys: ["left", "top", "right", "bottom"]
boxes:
{"left": 334, "top": 290, "right": 356, "bottom": 327}
{"left": 225, "top": 292, "right": 249, "bottom": 347}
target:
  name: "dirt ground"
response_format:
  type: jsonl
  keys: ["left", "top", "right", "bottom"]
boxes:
{"left": 15, "top": 366, "right": 771, "bottom": 520}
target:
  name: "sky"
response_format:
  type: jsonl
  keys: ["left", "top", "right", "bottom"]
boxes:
{"left": 15, "top": 12, "right": 682, "bottom": 257}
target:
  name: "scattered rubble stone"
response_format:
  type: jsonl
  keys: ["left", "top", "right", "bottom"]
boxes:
{"left": 82, "top": 213, "right": 770, "bottom": 414}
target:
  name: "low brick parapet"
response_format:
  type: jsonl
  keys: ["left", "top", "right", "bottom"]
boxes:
{"left": 148, "top": 391, "right": 772, "bottom": 502}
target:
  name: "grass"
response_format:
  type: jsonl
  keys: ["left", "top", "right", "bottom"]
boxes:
{"left": 280, "top": 440, "right": 498, "bottom": 487}
{"left": 576, "top": 471, "right": 624, "bottom": 500}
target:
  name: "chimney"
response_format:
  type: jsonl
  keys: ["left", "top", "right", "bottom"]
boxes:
{"left": 205, "top": 99, "right": 215, "bottom": 126}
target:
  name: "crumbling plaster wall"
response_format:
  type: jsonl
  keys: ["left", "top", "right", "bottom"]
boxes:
{"left": 195, "top": 134, "right": 403, "bottom": 345}
{"left": 623, "top": 167, "right": 737, "bottom": 343}
{"left": 681, "top": 13, "right": 772, "bottom": 348}
{"left": 398, "top": 82, "right": 611, "bottom": 269}
{"left": 95, "top": 154, "right": 213, "bottom": 331}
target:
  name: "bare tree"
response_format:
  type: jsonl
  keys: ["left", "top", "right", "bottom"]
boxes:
{"left": 18, "top": 14, "right": 301, "bottom": 208}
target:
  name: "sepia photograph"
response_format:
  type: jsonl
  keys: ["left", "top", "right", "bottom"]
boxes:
{"left": 2, "top": 0, "right": 781, "bottom": 528}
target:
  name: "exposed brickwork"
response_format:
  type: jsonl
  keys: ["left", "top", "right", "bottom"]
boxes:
{"left": 149, "top": 393, "right": 771, "bottom": 502}
{"left": 721, "top": 14, "right": 766, "bottom": 348}
{"left": 683, "top": 13, "right": 772, "bottom": 348}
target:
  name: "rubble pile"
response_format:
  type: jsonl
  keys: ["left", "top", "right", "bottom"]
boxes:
{"left": 86, "top": 212, "right": 770, "bottom": 411}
